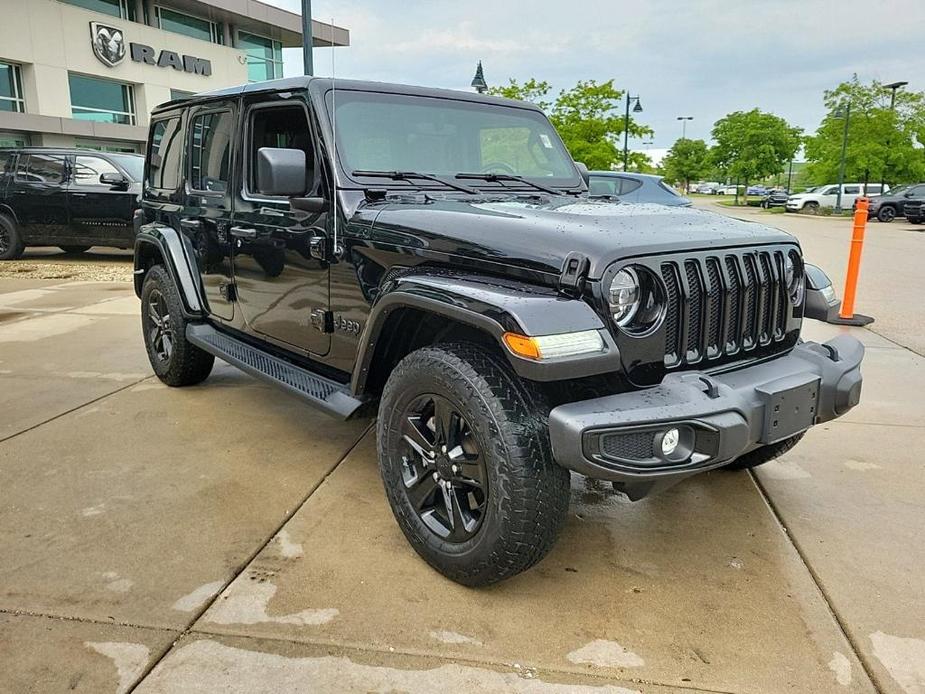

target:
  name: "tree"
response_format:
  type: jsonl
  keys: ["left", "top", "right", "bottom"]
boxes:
{"left": 803, "top": 76, "right": 925, "bottom": 185}
{"left": 661, "top": 138, "right": 710, "bottom": 192}
{"left": 711, "top": 109, "right": 802, "bottom": 200}
{"left": 488, "top": 78, "right": 652, "bottom": 170}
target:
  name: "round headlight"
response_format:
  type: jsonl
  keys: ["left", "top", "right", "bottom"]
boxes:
{"left": 609, "top": 268, "right": 640, "bottom": 326}
{"left": 785, "top": 252, "right": 805, "bottom": 305}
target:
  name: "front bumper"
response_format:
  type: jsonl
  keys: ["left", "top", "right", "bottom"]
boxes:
{"left": 548, "top": 335, "right": 864, "bottom": 499}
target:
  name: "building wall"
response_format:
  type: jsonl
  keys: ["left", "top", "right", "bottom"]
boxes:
{"left": 0, "top": 0, "right": 250, "bottom": 148}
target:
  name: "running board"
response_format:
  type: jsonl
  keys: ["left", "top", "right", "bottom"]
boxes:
{"left": 186, "top": 323, "right": 365, "bottom": 420}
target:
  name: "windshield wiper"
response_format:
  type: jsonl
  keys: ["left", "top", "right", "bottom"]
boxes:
{"left": 351, "top": 170, "right": 478, "bottom": 195}
{"left": 455, "top": 172, "right": 561, "bottom": 196}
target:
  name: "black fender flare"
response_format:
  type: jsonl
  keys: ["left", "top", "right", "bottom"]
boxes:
{"left": 0, "top": 204, "right": 17, "bottom": 224}
{"left": 351, "top": 273, "right": 621, "bottom": 394}
{"left": 134, "top": 224, "right": 205, "bottom": 317}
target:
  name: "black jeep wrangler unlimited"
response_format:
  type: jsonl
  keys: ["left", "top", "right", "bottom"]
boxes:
{"left": 134, "top": 78, "right": 863, "bottom": 586}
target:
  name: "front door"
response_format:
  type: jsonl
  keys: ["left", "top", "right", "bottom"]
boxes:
{"left": 231, "top": 97, "right": 331, "bottom": 357}
{"left": 11, "top": 153, "right": 69, "bottom": 243}
{"left": 66, "top": 154, "right": 135, "bottom": 246}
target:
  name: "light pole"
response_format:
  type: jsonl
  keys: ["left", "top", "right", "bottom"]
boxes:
{"left": 677, "top": 116, "right": 693, "bottom": 139}
{"left": 786, "top": 157, "right": 794, "bottom": 193}
{"left": 301, "top": 0, "right": 313, "bottom": 75}
{"left": 471, "top": 61, "right": 487, "bottom": 94}
{"left": 835, "top": 103, "right": 851, "bottom": 213}
{"left": 622, "top": 93, "right": 643, "bottom": 171}
{"left": 881, "top": 80, "right": 908, "bottom": 189}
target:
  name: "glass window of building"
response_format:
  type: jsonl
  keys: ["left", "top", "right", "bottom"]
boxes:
{"left": 72, "top": 155, "right": 121, "bottom": 185}
{"left": 238, "top": 32, "right": 283, "bottom": 82}
{"left": 75, "top": 139, "right": 139, "bottom": 153}
{"left": 189, "top": 111, "right": 234, "bottom": 192}
{"left": 156, "top": 6, "right": 221, "bottom": 44}
{"left": 69, "top": 74, "right": 136, "bottom": 125}
{"left": 147, "top": 118, "right": 183, "bottom": 190}
{"left": 63, "top": 0, "right": 134, "bottom": 20}
{"left": 0, "top": 132, "right": 28, "bottom": 148}
{"left": 1, "top": 62, "right": 25, "bottom": 113}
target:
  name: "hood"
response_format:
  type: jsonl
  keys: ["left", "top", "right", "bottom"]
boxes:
{"left": 366, "top": 196, "right": 796, "bottom": 278}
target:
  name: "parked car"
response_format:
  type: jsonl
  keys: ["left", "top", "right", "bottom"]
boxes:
{"left": 761, "top": 189, "right": 790, "bottom": 208}
{"left": 588, "top": 171, "right": 692, "bottom": 207}
{"left": 903, "top": 200, "right": 924, "bottom": 224}
{"left": 0, "top": 147, "right": 142, "bottom": 259}
{"left": 785, "top": 183, "right": 888, "bottom": 213}
{"left": 694, "top": 182, "right": 719, "bottom": 194}
{"left": 747, "top": 185, "right": 769, "bottom": 196}
{"left": 861, "top": 183, "right": 925, "bottom": 222}
{"left": 714, "top": 184, "right": 739, "bottom": 195}
{"left": 133, "top": 77, "right": 863, "bottom": 586}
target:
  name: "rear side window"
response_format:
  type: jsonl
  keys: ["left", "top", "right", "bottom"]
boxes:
{"left": 147, "top": 117, "right": 183, "bottom": 190}
{"left": 189, "top": 110, "right": 234, "bottom": 193}
{"left": 616, "top": 177, "right": 643, "bottom": 195}
{"left": 844, "top": 185, "right": 860, "bottom": 195}
{"left": 16, "top": 154, "right": 65, "bottom": 185}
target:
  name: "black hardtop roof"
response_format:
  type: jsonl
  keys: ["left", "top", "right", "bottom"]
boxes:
{"left": 151, "top": 76, "right": 543, "bottom": 116}
{"left": 0, "top": 147, "right": 142, "bottom": 157}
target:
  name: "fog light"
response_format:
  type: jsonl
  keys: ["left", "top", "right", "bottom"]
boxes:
{"left": 661, "top": 428, "right": 680, "bottom": 456}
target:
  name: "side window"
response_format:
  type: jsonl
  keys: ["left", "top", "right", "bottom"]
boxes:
{"left": 147, "top": 117, "right": 183, "bottom": 190}
{"left": 73, "top": 156, "right": 120, "bottom": 186}
{"left": 0, "top": 152, "right": 13, "bottom": 177}
{"left": 617, "top": 177, "right": 643, "bottom": 194}
{"left": 247, "top": 104, "right": 314, "bottom": 196}
{"left": 588, "top": 177, "right": 617, "bottom": 196}
{"left": 16, "top": 154, "right": 65, "bottom": 185}
{"left": 865, "top": 184, "right": 881, "bottom": 195}
{"left": 910, "top": 186, "right": 925, "bottom": 197}
{"left": 189, "top": 110, "right": 234, "bottom": 193}
{"left": 844, "top": 185, "right": 860, "bottom": 195}
{"left": 821, "top": 186, "right": 837, "bottom": 195}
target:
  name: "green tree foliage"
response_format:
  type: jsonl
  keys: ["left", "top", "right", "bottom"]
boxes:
{"left": 803, "top": 76, "right": 925, "bottom": 185}
{"left": 661, "top": 138, "right": 711, "bottom": 191}
{"left": 488, "top": 78, "right": 652, "bottom": 170}
{"left": 711, "top": 109, "right": 802, "bottom": 192}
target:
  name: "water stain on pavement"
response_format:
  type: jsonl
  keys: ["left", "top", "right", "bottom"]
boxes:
{"left": 205, "top": 579, "right": 339, "bottom": 627}
{"left": 85, "top": 641, "right": 151, "bottom": 694}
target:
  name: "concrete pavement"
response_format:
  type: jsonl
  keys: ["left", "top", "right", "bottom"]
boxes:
{"left": 1, "top": 226, "right": 923, "bottom": 692}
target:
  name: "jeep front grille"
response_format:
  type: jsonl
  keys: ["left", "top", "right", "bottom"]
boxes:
{"left": 660, "top": 250, "right": 790, "bottom": 368}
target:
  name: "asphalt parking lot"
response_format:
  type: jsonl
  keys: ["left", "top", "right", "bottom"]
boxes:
{"left": 1, "top": 207, "right": 923, "bottom": 693}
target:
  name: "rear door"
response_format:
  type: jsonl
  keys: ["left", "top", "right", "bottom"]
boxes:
{"left": 66, "top": 154, "right": 135, "bottom": 246}
{"left": 11, "top": 153, "right": 69, "bottom": 243}
{"left": 231, "top": 95, "right": 331, "bottom": 357}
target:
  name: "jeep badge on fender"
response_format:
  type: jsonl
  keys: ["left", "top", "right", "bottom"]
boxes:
{"left": 132, "top": 77, "right": 864, "bottom": 586}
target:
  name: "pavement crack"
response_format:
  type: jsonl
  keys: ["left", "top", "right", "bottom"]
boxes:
{"left": 0, "top": 607, "right": 177, "bottom": 636}
{"left": 124, "top": 420, "right": 375, "bottom": 694}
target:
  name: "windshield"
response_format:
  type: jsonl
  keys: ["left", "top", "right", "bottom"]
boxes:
{"left": 108, "top": 154, "right": 144, "bottom": 182}
{"left": 328, "top": 90, "right": 581, "bottom": 189}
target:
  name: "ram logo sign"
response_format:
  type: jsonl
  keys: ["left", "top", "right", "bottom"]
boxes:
{"left": 89, "top": 22, "right": 212, "bottom": 77}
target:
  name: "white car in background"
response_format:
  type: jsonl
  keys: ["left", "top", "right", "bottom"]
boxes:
{"left": 786, "top": 183, "right": 888, "bottom": 213}
{"left": 694, "top": 182, "right": 720, "bottom": 194}
{"left": 714, "top": 184, "right": 739, "bottom": 195}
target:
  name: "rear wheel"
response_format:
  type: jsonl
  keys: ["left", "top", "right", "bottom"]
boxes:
{"left": 723, "top": 433, "right": 805, "bottom": 470}
{"left": 0, "top": 214, "right": 24, "bottom": 260}
{"left": 877, "top": 206, "right": 896, "bottom": 223}
{"left": 59, "top": 245, "right": 91, "bottom": 254}
{"left": 140, "top": 265, "right": 214, "bottom": 387}
{"left": 377, "top": 343, "right": 570, "bottom": 586}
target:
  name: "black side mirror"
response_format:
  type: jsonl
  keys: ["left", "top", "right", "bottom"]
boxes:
{"left": 256, "top": 147, "right": 306, "bottom": 197}
{"left": 574, "top": 161, "right": 591, "bottom": 186}
{"left": 290, "top": 196, "right": 327, "bottom": 213}
{"left": 100, "top": 172, "right": 127, "bottom": 187}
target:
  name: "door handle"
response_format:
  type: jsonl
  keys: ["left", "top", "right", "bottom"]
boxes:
{"left": 71, "top": 192, "right": 88, "bottom": 197}
{"left": 180, "top": 218, "right": 202, "bottom": 230}
{"left": 230, "top": 226, "right": 257, "bottom": 239}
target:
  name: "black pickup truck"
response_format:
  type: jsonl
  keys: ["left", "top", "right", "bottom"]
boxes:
{"left": 133, "top": 77, "right": 863, "bottom": 586}
{"left": 0, "top": 147, "right": 142, "bottom": 259}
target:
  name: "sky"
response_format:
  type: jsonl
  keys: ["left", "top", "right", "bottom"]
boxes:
{"left": 265, "top": 0, "right": 925, "bottom": 159}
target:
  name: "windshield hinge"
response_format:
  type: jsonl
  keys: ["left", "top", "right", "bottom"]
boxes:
{"left": 559, "top": 252, "right": 590, "bottom": 298}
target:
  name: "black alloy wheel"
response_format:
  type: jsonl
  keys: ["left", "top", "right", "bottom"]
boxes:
{"left": 145, "top": 288, "right": 174, "bottom": 364}
{"left": 877, "top": 206, "right": 896, "bottom": 223}
{"left": 400, "top": 393, "right": 488, "bottom": 543}
{"left": 0, "top": 214, "right": 24, "bottom": 260}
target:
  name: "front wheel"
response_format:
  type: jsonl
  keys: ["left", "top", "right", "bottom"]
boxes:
{"left": 140, "top": 265, "right": 214, "bottom": 387}
{"left": 877, "top": 206, "right": 896, "bottom": 223}
{"left": 723, "top": 432, "right": 805, "bottom": 470}
{"left": 377, "top": 343, "right": 570, "bottom": 586}
{"left": 803, "top": 201, "right": 820, "bottom": 214}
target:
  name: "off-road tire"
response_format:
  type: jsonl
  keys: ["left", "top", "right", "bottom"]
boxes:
{"left": 377, "top": 343, "right": 571, "bottom": 586}
{"left": 59, "top": 245, "right": 91, "bottom": 254}
{"left": 0, "top": 214, "right": 24, "bottom": 260}
{"left": 140, "top": 265, "right": 214, "bottom": 387}
{"left": 877, "top": 206, "right": 896, "bottom": 223}
{"left": 723, "top": 432, "right": 805, "bottom": 470}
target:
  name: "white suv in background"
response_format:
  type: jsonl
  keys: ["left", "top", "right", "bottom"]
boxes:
{"left": 786, "top": 183, "right": 888, "bottom": 213}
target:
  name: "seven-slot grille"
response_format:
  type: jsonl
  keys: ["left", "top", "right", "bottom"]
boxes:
{"left": 660, "top": 249, "right": 791, "bottom": 368}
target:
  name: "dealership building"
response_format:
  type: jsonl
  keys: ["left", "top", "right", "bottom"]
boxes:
{"left": 0, "top": 0, "right": 349, "bottom": 151}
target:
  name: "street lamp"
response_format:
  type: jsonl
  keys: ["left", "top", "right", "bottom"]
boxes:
{"left": 622, "top": 93, "right": 643, "bottom": 171}
{"left": 835, "top": 103, "right": 851, "bottom": 213}
{"left": 881, "top": 80, "right": 908, "bottom": 188}
{"left": 677, "top": 116, "right": 693, "bottom": 139}
{"left": 471, "top": 61, "right": 487, "bottom": 94}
